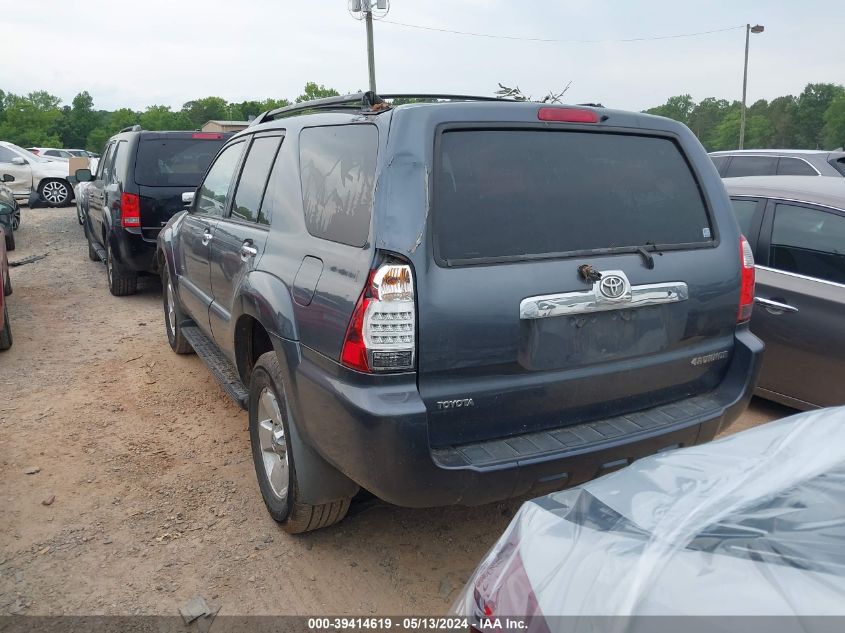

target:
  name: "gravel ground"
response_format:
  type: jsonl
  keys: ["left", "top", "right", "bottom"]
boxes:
{"left": 0, "top": 205, "right": 793, "bottom": 616}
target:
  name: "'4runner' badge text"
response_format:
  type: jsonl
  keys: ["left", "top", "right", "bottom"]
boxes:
{"left": 436, "top": 398, "right": 475, "bottom": 410}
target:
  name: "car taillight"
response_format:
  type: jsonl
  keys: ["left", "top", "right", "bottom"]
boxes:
{"left": 341, "top": 258, "right": 415, "bottom": 373}
{"left": 738, "top": 235, "right": 755, "bottom": 323}
{"left": 470, "top": 536, "right": 548, "bottom": 632}
{"left": 120, "top": 193, "right": 141, "bottom": 228}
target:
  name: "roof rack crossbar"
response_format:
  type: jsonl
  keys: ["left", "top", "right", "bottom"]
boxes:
{"left": 119, "top": 124, "right": 143, "bottom": 133}
{"left": 247, "top": 92, "right": 521, "bottom": 126}
{"left": 379, "top": 94, "right": 514, "bottom": 102}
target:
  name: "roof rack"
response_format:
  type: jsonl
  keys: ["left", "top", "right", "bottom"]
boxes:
{"left": 249, "top": 91, "right": 517, "bottom": 126}
{"left": 119, "top": 125, "right": 143, "bottom": 133}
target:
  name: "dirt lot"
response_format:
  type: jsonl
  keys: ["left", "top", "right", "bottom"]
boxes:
{"left": 0, "top": 206, "right": 793, "bottom": 616}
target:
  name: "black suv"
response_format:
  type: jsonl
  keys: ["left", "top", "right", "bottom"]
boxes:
{"left": 76, "top": 127, "right": 230, "bottom": 295}
{"left": 158, "top": 93, "right": 763, "bottom": 532}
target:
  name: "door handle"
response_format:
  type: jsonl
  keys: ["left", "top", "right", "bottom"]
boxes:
{"left": 755, "top": 297, "right": 799, "bottom": 314}
{"left": 240, "top": 241, "right": 258, "bottom": 260}
{"left": 201, "top": 229, "right": 213, "bottom": 246}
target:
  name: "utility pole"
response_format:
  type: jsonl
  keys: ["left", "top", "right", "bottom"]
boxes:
{"left": 739, "top": 23, "right": 765, "bottom": 149}
{"left": 364, "top": 3, "right": 377, "bottom": 93}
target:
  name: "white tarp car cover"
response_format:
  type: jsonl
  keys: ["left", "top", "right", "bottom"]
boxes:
{"left": 454, "top": 407, "right": 845, "bottom": 625}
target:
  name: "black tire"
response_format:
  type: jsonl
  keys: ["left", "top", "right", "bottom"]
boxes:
{"left": 11, "top": 207, "right": 20, "bottom": 231}
{"left": 3, "top": 266, "right": 11, "bottom": 296}
{"left": 4, "top": 231, "right": 13, "bottom": 252}
{"left": 87, "top": 237, "right": 99, "bottom": 262}
{"left": 0, "top": 302, "right": 12, "bottom": 351}
{"left": 76, "top": 202, "right": 85, "bottom": 226}
{"left": 38, "top": 179, "right": 72, "bottom": 207}
{"left": 162, "top": 266, "right": 193, "bottom": 354}
{"left": 106, "top": 240, "right": 137, "bottom": 296}
{"left": 249, "top": 352, "right": 351, "bottom": 533}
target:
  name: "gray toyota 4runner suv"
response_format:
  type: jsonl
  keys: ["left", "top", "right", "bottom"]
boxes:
{"left": 157, "top": 92, "right": 763, "bottom": 533}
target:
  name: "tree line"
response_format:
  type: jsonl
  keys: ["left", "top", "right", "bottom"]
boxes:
{"left": 1, "top": 80, "right": 843, "bottom": 152}
{"left": 645, "top": 83, "right": 845, "bottom": 151}
{"left": 0, "top": 82, "right": 339, "bottom": 151}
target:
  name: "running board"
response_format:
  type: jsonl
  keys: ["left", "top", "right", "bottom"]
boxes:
{"left": 181, "top": 325, "right": 249, "bottom": 410}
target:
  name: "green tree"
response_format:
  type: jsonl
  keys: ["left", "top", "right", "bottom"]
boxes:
{"left": 61, "top": 91, "right": 99, "bottom": 148}
{"left": 139, "top": 105, "right": 189, "bottom": 131}
{"left": 295, "top": 82, "right": 340, "bottom": 104}
{"left": 767, "top": 95, "right": 798, "bottom": 148}
{"left": 0, "top": 91, "right": 63, "bottom": 146}
{"left": 688, "top": 97, "right": 731, "bottom": 150}
{"left": 645, "top": 94, "right": 695, "bottom": 126}
{"left": 822, "top": 93, "right": 845, "bottom": 149}
{"left": 794, "top": 83, "right": 845, "bottom": 148}
{"left": 180, "top": 97, "right": 230, "bottom": 129}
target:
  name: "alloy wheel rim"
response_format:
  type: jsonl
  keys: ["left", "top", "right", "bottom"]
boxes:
{"left": 256, "top": 387, "right": 289, "bottom": 501}
{"left": 42, "top": 181, "right": 68, "bottom": 204}
{"left": 12, "top": 211, "right": 20, "bottom": 230}
{"left": 166, "top": 281, "right": 176, "bottom": 335}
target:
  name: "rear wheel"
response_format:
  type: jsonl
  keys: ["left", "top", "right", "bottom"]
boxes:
{"left": 38, "top": 179, "right": 72, "bottom": 207}
{"left": 0, "top": 302, "right": 12, "bottom": 350}
{"left": 106, "top": 240, "right": 137, "bottom": 296}
{"left": 162, "top": 266, "right": 193, "bottom": 354}
{"left": 249, "top": 352, "right": 351, "bottom": 533}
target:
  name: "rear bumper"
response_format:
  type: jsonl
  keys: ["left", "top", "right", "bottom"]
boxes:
{"left": 290, "top": 328, "right": 763, "bottom": 508}
{"left": 110, "top": 228, "right": 157, "bottom": 273}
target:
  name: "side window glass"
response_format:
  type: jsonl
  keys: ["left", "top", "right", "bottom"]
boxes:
{"left": 729, "top": 198, "right": 759, "bottom": 239}
{"left": 771, "top": 203, "right": 845, "bottom": 284}
{"left": 97, "top": 143, "right": 115, "bottom": 180}
{"left": 710, "top": 156, "right": 728, "bottom": 175}
{"left": 196, "top": 142, "right": 244, "bottom": 218}
{"left": 724, "top": 156, "right": 777, "bottom": 178}
{"left": 299, "top": 125, "right": 378, "bottom": 247}
{"left": 230, "top": 136, "right": 282, "bottom": 225}
{"left": 0, "top": 147, "right": 16, "bottom": 163}
{"left": 776, "top": 157, "right": 817, "bottom": 176}
{"left": 111, "top": 141, "right": 129, "bottom": 184}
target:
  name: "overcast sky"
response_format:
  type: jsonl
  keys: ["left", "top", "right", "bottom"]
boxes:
{"left": 4, "top": 0, "right": 843, "bottom": 112}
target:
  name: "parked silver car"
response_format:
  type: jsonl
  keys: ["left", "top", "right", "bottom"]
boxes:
{"left": 711, "top": 149, "right": 845, "bottom": 178}
{"left": 455, "top": 406, "right": 845, "bottom": 621}
{"left": 0, "top": 141, "right": 75, "bottom": 206}
{"left": 726, "top": 176, "right": 845, "bottom": 408}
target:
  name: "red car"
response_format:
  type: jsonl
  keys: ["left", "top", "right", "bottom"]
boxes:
{"left": 0, "top": 226, "right": 12, "bottom": 350}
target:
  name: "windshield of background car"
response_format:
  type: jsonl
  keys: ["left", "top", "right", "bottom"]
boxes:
{"left": 6, "top": 143, "right": 50, "bottom": 163}
{"left": 435, "top": 129, "right": 714, "bottom": 265}
{"left": 134, "top": 138, "right": 226, "bottom": 187}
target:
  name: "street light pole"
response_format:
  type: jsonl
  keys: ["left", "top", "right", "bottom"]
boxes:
{"left": 739, "top": 23, "right": 764, "bottom": 149}
{"left": 364, "top": 5, "right": 377, "bottom": 93}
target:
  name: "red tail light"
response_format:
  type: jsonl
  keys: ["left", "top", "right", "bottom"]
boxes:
{"left": 738, "top": 235, "right": 755, "bottom": 323}
{"left": 120, "top": 192, "right": 141, "bottom": 228}
{"left": 537, "top": 107, "right": 599, "bottom": 123}
{"left": 341, "top": 258, "right": 416, "bottom": 373}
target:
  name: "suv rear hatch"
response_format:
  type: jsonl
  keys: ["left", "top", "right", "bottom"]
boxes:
{"left": 418, "top": 125, "right": 740, "bottom": 447}
{"left": 134, "top": 133, "right": 227, "bottom": 238}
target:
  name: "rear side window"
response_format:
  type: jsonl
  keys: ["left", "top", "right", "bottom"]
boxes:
{"left": 231, "top": 136, "right": 281, "bottom": 225}
{"left": 771, "top": 203, "right": 845, "bottom": 284}
{"left": 436, "top": 130, "right": 713, "bottom": 264}
{"left": 730, "top": 198, "right": 759, "bottom": 239}
{"left": 299, "top": 125, "right": 378, "bottom": 247}
{"left": 723, "top": 155, "right": 777, "bottom": 177}
{"left": 777, "top": 157, "right": 817, "bottom": 176}
{"left": 831, "top": 158, "right": 845, "bottom": 177}
{"left": 135, "top": 138, "right": 226, "bottom": 187}
{"left": 111, "top": 141, "right": 129, "bottom": 183}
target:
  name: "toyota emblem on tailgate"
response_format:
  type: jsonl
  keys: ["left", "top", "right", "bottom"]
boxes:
{"left": 599, "top": 274, "right": 626, "bottom": 299}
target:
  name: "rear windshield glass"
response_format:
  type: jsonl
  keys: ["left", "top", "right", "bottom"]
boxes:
{"left": 436, "top": 130, "right": 713, "bottom": 264}
{"left": 134, "top": 138, "right": 225, "bottom": 187}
